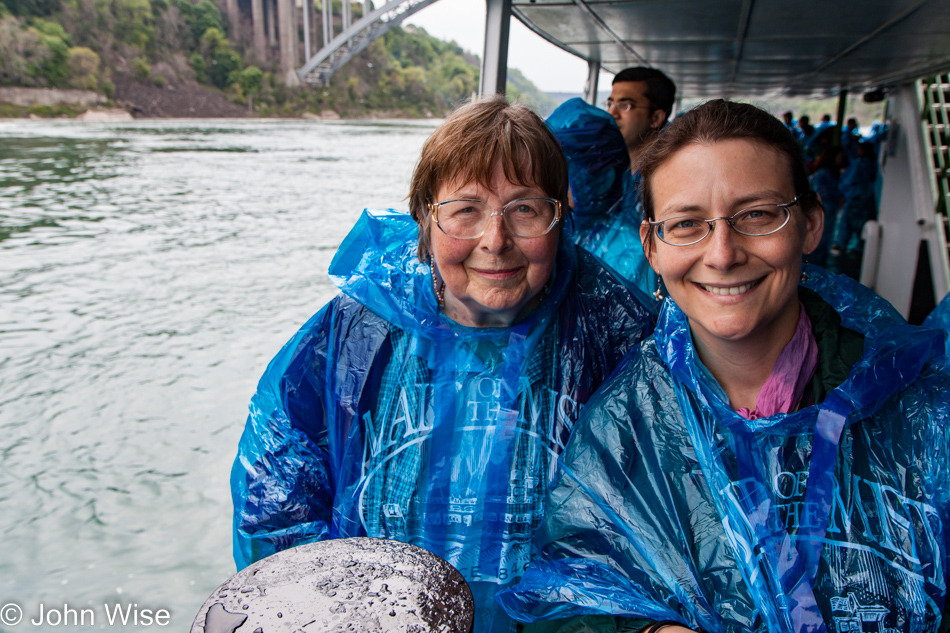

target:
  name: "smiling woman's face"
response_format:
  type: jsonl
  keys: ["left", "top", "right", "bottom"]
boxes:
{"left": 429, "top": 162, "right": 559, "bottom": 328}
{"left": 641, "top": 139, "right": 823, "bottom": 349}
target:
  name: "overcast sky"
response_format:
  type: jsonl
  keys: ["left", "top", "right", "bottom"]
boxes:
{"left": 405, "top": 0, "right": 615, "bottom": 93}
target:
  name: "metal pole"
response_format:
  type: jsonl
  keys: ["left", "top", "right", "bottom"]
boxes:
{"left": 277, "top": 0, "right": 298, "bottom": 82}
{"left": 302, "top": 0, "right": 311, "bottom": 59}
{"left": 251, "top": 0, "right": 267, "bottom": 62}
{"left": 584, "top": 59, "right": 599, "bottom": 105}
{"left": 834, "top": 87, "right": 848, "bottom": 146}
{"left": 865, "top": 82, "right": 942, "bottom": 315}
{"left": 323, "top": 0, "right": 330, "bottom": 46}
{"left": 266, "top": 0, "right": 277, "bottom": 46}
{"left": 226, "top": 0, "right": 240, "bottom": 39}
{"left": 308, "top": 0, "right": 316, "bottom": 56}
{"left": 479, "top": 0, "right": 511, "bottom": 96}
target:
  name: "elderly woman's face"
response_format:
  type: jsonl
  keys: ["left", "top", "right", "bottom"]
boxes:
{"left": 429, "top": 162, "right": 559, "bottom": 328}
{"left": 641, "top": 139, "right": 823, "bottom": 348}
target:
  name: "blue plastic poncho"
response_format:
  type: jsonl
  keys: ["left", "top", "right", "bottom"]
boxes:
{"left": 231, "top": 209, "right": 655, "bottom": 633}
{"left": 834, "top": 157, "right": 878, "bottom": 253}
{"left": 808, "top": 167, "right": 841, "bottom": 268}
{"left": 499, "top": 267, "right": 950, "bottom": 633}
{"left": 547, "top": 98, "right": 657, "bottom": 296}
{"left": 924, "top": 293, "right": 950, "bottom": 357}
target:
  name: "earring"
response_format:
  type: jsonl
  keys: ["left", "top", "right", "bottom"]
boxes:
{"left": 429, "top": 256, "right": 445, "bottom": 309}
{"left": 653, "top": 277, "right": 664, "bottom": 302}
{"left": 801, "top": 257, "right": 809, "bottom": 283}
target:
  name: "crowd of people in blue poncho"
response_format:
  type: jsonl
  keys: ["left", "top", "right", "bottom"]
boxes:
{"left": 778, "top": 110, "right": 887, "bottom": 277}
{"left": 229, "top": 66, "right": 950, "bottom": 633}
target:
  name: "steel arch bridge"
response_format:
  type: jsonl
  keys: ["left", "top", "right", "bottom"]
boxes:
{"left": 296, "top": 0, "right": 441, "bottom": 86}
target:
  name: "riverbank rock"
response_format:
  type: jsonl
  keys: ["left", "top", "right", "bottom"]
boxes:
{"left": 301, "top": 111, "right": 321, "bottom": 120}
{"left": 320, "top": 110, "right": 341, "bottom": 120}
{"left": 112, "top": 69, "right": 248, "bottom": 118}
{"left": 0, "top": 87, "right": 105, "bottom": 108}
{"left": 78, "top": 109, "right": 133, "bottom": 121}
{"left": 190, "top": 538, "right": 474, "bottom": 633}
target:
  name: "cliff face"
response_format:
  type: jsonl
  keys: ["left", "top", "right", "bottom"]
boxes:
{"left": 0, "top": 0, "right": 555, "bottom": 118}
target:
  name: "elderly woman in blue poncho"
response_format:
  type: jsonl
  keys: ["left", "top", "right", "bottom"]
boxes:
{"left": 230, "top": 96, "right": 655, "bottom": 633}
{"left": 498, "top": 100, "right": 950, "bottom": 633}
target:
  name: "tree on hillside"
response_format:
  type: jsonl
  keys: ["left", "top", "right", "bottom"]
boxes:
{"left": 0, "top": 0, "right": 556, "bottom": 120}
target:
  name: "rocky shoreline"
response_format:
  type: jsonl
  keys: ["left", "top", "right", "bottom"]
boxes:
{"left": 0, "top": 81, "right": 439, "bottom": 120}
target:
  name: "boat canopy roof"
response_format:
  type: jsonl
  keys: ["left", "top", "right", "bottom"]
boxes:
{"left": 512, "top": 0, "right": 950, "bottom": 98}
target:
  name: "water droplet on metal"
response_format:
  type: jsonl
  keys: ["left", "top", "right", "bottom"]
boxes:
{"left": 201, "top": 603, "right": 247, "bottom": 633}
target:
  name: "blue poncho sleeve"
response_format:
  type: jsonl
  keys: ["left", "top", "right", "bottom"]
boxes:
{"left": 230, "top": 295, "right": 389, "bottom": 569}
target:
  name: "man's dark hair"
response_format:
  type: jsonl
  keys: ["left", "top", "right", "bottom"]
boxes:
{"left": 612, "top": 67, "right": 676, "bottom": 119}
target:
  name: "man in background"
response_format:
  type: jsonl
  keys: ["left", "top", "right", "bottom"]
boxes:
{"left": 546, "top": 66, "right": 676, "bottom": 297}
{"left": 605, "top": 67, "right": 677, "bottom": 171}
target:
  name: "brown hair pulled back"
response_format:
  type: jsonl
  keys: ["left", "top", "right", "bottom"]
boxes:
{"left": 638, "top": 99, "right": 817, "bottom": 231}
{"left": 408, "top": 95, "right": 569, "bottom": 260}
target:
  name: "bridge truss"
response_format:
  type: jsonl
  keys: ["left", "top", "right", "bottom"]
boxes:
{"left": 297, "top": 0, "right": 441, "bottom": 86}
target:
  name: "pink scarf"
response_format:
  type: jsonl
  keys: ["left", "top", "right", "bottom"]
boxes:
{"left": 736, "top": 302, "right": 818, "bottom": 420}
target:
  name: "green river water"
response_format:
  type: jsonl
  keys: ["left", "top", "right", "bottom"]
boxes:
{"left": 0, "top": 118, "right": 438, "bottom": 631}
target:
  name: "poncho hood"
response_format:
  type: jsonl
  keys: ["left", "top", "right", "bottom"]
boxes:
{"left": 546, "top": 98, "right": 629, "bottom": 226}
{"left": 656, "top": 265, "right": 939, "bottom": 430}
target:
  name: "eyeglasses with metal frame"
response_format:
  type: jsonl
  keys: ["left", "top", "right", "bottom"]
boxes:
{"left": 430, "top": 198, "right": 562, "bottom": 240}
{"left": 603, "top": 99, "right": 652, "bottom": 113}
{"left": 648, "top": 196, "right": 804, "bottom": 246}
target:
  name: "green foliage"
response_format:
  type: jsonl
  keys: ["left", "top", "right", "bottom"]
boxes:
{"left": 506, "top": 67, "right": 557, "bottom": 115}
{"left": 198, "top": 23, "right": 224, "bottom": 52}
{"left": 175, "top": 0, "right": 222, "bottom": 48}
{"left": 1, "top": 0, "right": 59, "bottom": 16}
{"left": 66, "top": 45, "right": 100, "bottom": 89}
{"left": 112, "top": 0, "right": 153, "bottom": 48}
{"left": 196, "top": 26, "right": 238, "bottom": 87}
{"left": 188, "top": 51, "right": 206, "bottom": 82}
{"left": 238, "top": 64, "right": 262, "bottom": 96}
{"left": 32, "top": 17, "right": 71, "bottom": 44}
{"left": 0, "top": 101, "right": 88, "bottom": 117}
{"left": 210, "top": 46, "right": 239, "bottom": 87}
{"left": 33, "top": 23, "right": 70, "bottom": 84}
{"left": 0, "top": 17, "right": 74, "bottom": 87}
{"left": 0, "top": 0, "right": 554, "bottom": 120}
{"left": 131, "top": 56, "right": 150, "bottom": 80}
{"left": 0, "top": 16, "right": 37, "bottom": 85}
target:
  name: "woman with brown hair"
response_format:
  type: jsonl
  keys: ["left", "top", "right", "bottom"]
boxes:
{"left": 500, "top": 100, "right": 950, "bottom": 633}
{"left": 230, "top": 96, "right": 654, "bottom": 633}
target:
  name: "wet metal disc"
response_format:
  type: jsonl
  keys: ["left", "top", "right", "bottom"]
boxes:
{"left": 191, "top": 537, "right": 474, "bottom": 633}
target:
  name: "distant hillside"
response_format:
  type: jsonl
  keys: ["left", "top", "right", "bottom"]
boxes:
{"left": 506, "top": 67, "right": 557, "bottom": 116}
{"left": 0, "top": 0, "right": 554, "bottom": 118}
